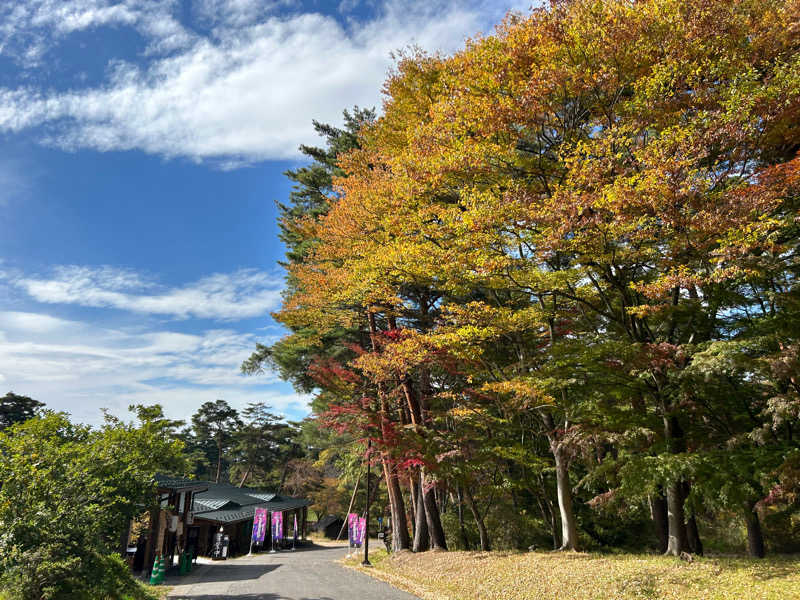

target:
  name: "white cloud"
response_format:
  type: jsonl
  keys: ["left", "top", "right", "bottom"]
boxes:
{"left": 0, "top": 309, "right": 301, "bottom": 425}
{"left": 193, "top": 0, "right": 289, "bottom": 30}
{"left": 30, "top": 2, "right": 138, "bottom": 34}
{"left": 0, "top": 266, "right": 297, "bottom": 424}
{"left": 13, "top": 265, "right": 284, "bottom": 319}
{"left": 0, "top": 1, "right": 192, "bottom": 65}
{"left": 0, "top": 0, "right": 529, "bottom": 163}
{"left": 0, "top": 311, "right": 78, "bottom": 334}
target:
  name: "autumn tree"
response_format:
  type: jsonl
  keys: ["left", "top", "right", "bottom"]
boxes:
{"left": 253, "top": 0, "right": 800, "bottom": 558}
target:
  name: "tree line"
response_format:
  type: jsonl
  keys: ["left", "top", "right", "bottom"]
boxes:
{"left": 0, "top": 392, "right": 344, "bottom": 600}
{"left": 0, "top": 393, "right": 186, "bottom": 599}
{"left": 245, "top": 0, "right": 800, "bottom": 559}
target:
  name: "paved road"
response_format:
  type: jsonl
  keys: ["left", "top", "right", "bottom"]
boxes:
{"left": 166, "top": 543, "right": 419, "bottom": 600}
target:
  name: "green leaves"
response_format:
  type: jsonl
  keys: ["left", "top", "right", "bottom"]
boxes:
{"left": 0, "top": 408, "right": 184, "bottom": 600}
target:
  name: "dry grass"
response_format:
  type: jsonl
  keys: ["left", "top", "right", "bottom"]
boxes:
{"left": 304, "top": 536, "right": 349, "bottom": 547}
{"left": 140, "top": 584, "right": 171, "bottom": 599}
{"left": 344, "top": 549, "right": 800, "bottom": 600}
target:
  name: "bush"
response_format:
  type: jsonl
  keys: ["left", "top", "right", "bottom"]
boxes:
{"left": 0, "top": 410, "right": 185, "bottom": 600}
{"left": 0, "top": 550, "right": 155, "bottom": 600}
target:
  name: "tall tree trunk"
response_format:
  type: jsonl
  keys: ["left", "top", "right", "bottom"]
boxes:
{"left": 412, "top": 472, "right": 429, "bottom": 552}
{"left": 744, "top": 502, "right": 765, "bottom": 558}
{"left": 649, "top": 491, "right": 669, "bottom": 554}
{"left": 142, "top": 507, "right": 159, "bottom": 576}
{"left": 422, "top": 470, "right": 447, "bottom": 550}
{"left": 685, "top": 513, "right": 703, "bottom": 556}
{"left": 215, "top": 436, "right": 223, "bottom": 483}
{"left": 238, "top": 463, "right": 252, "bottom": 488}
{"left": 463, "top": 487, "right": 490, "bottom": 551}
{"left": 682, "top": 481, "right": 703, "bottom": 555}
{"left": 542, "top": 410, "right": 579, "bottom": 551}
{"left": 456, "top": 484, "right": 469, "bottom": 550}
{"left": 663, "top": 414, "right": 688, "bottom": 556}
{"left": 537, "top": 474, "right": 560, "bottom": 549}
{"left": 665, "top": 480, "right": 688, "bottom": 556}
{"left": 119, "top": 519, "right": 133, "bottom": 558}
{"left": 278, "top": 460, "right": 290, "bottom": 494}
{"left": 367, "top": 310, "right": 410, "bottom": 552}
{"left": 540, "top": 299, "right": 578, "bottom": 551}
{"left": 407, "top": 476, "right": 417, "bottom": 538}
{"left": 384, "top": 460, "right": 411, "bottom": 551}
{"left": 553, "top": 442, "right": 579, "bottom": 550}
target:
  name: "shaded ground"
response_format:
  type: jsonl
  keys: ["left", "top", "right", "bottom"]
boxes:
{"left": 165, "top": 543, "right": 419, "bottom": 600}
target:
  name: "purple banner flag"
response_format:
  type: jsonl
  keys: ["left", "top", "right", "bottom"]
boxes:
{"left": 347, "top": 513, "right": 358, "bottom": 545}
{"left": 357, "top": 516, "right": 366, "bottom": 545}
{"left": 294, "top": 513, "right": 298, "bottom": 542}
{"left": 252, "top": 507, "right": 268, "bottom": 543}
{"left": 272, "top": 511, "right": 284, "bottom": 540}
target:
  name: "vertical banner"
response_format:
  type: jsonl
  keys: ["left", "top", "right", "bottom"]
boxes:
{"left": 252, "top": 507, "right": 268, "bottom": 543}
{"left": 357, "top": 516, "right": 366, "bottom": 546}
{"left": 272, "top": 511, "right": 284, "bottom": 540}
{"left": 347, "top": 513, "right": 358, "bottom": 546}
{"left": 293, "top": 513, "right": 298, "bottom": 542}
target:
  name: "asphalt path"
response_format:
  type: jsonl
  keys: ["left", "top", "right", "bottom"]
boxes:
{"left": 166, "top": 543, "right": 420, "bottom": 600}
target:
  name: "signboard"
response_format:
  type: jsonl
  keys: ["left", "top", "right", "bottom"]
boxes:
{"left": 252, "top": 507, "right": 268, "bottom": 543}
{"left": 211, "top": 532, "right": 230, "bottom": 560}
{"left": 272, "top": 511, "right": 284, "bottom": 540}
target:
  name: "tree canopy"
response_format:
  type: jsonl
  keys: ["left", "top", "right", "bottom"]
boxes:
{"left": 249, "top": 0, "right": 800, "bottom": 559}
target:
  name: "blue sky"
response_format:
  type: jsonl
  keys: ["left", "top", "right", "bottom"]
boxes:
{"left": 0, "top": 0, "right": 527, "bottom": 426}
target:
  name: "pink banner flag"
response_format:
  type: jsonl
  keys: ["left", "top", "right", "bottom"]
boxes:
{"left": 252, "top": 507, "right": 268, "bottom": 543}
{"left": 272, "top": 511, "right": 284, "bottom": 540}
{"left": 357, "top": 516, "right": 366, "bottom": 545}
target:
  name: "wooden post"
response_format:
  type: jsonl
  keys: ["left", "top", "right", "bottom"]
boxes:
{"left": 142, "top": 506, "right": 159, "bottom": 577}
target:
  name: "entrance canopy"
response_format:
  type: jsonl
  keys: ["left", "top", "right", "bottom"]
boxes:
{"left": 192, "top": 482, "right": 310, "bottom": 525}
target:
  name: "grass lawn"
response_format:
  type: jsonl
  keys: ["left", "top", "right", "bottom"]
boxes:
{"left": 344, "top": 548, "right": 800, "bottom": 600}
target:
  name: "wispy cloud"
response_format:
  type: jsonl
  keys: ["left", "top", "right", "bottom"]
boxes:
{"left": 0, "top": 309, "right": 304, "bottom": 425}
{"left": 12, "top": 265, "right": 284, "bottom": 319}
{"left": 0, "top": 1, "right": 192, "bottom": 65}
{"left": 0, "top": 0, "right": 528, "bottom": 163}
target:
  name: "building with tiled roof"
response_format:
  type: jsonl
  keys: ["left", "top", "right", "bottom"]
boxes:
{"left": 190, "top": 482, "right": 310, "bottom": 557}
{"left": 133, "top": 475, "right": 209, "bottom": 577}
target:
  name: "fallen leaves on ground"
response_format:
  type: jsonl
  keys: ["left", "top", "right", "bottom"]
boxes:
{"left": 345, "top": 549, "right": 800, "bottom": 600}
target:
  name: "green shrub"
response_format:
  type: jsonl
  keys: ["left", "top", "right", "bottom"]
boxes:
{"left": 0, "top": 410, "right": 185, "bottom": 600}
{"left": 0, "top": 551, "right": 155, "bottom": 600}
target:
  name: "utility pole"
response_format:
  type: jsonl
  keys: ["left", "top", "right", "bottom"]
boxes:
{"left": 362, "top": 438, "right": 372, "bottom": 566}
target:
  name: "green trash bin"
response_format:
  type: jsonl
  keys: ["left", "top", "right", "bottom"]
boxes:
{"left": 178, "top": 552, "right": 187, "bottom": 576}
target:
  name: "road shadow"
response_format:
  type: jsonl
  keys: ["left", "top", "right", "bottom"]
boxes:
{"left": 168, "top": 563, "right": 281, "bottom": 584}
{"left": 171, "top": 595, "right": 339, "bottom": 600}
{"left": 205, "top": 563, "right": 282, "bottom": 582}
{"left": 247, "top": 545, "right": 346, "bottom": 556}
